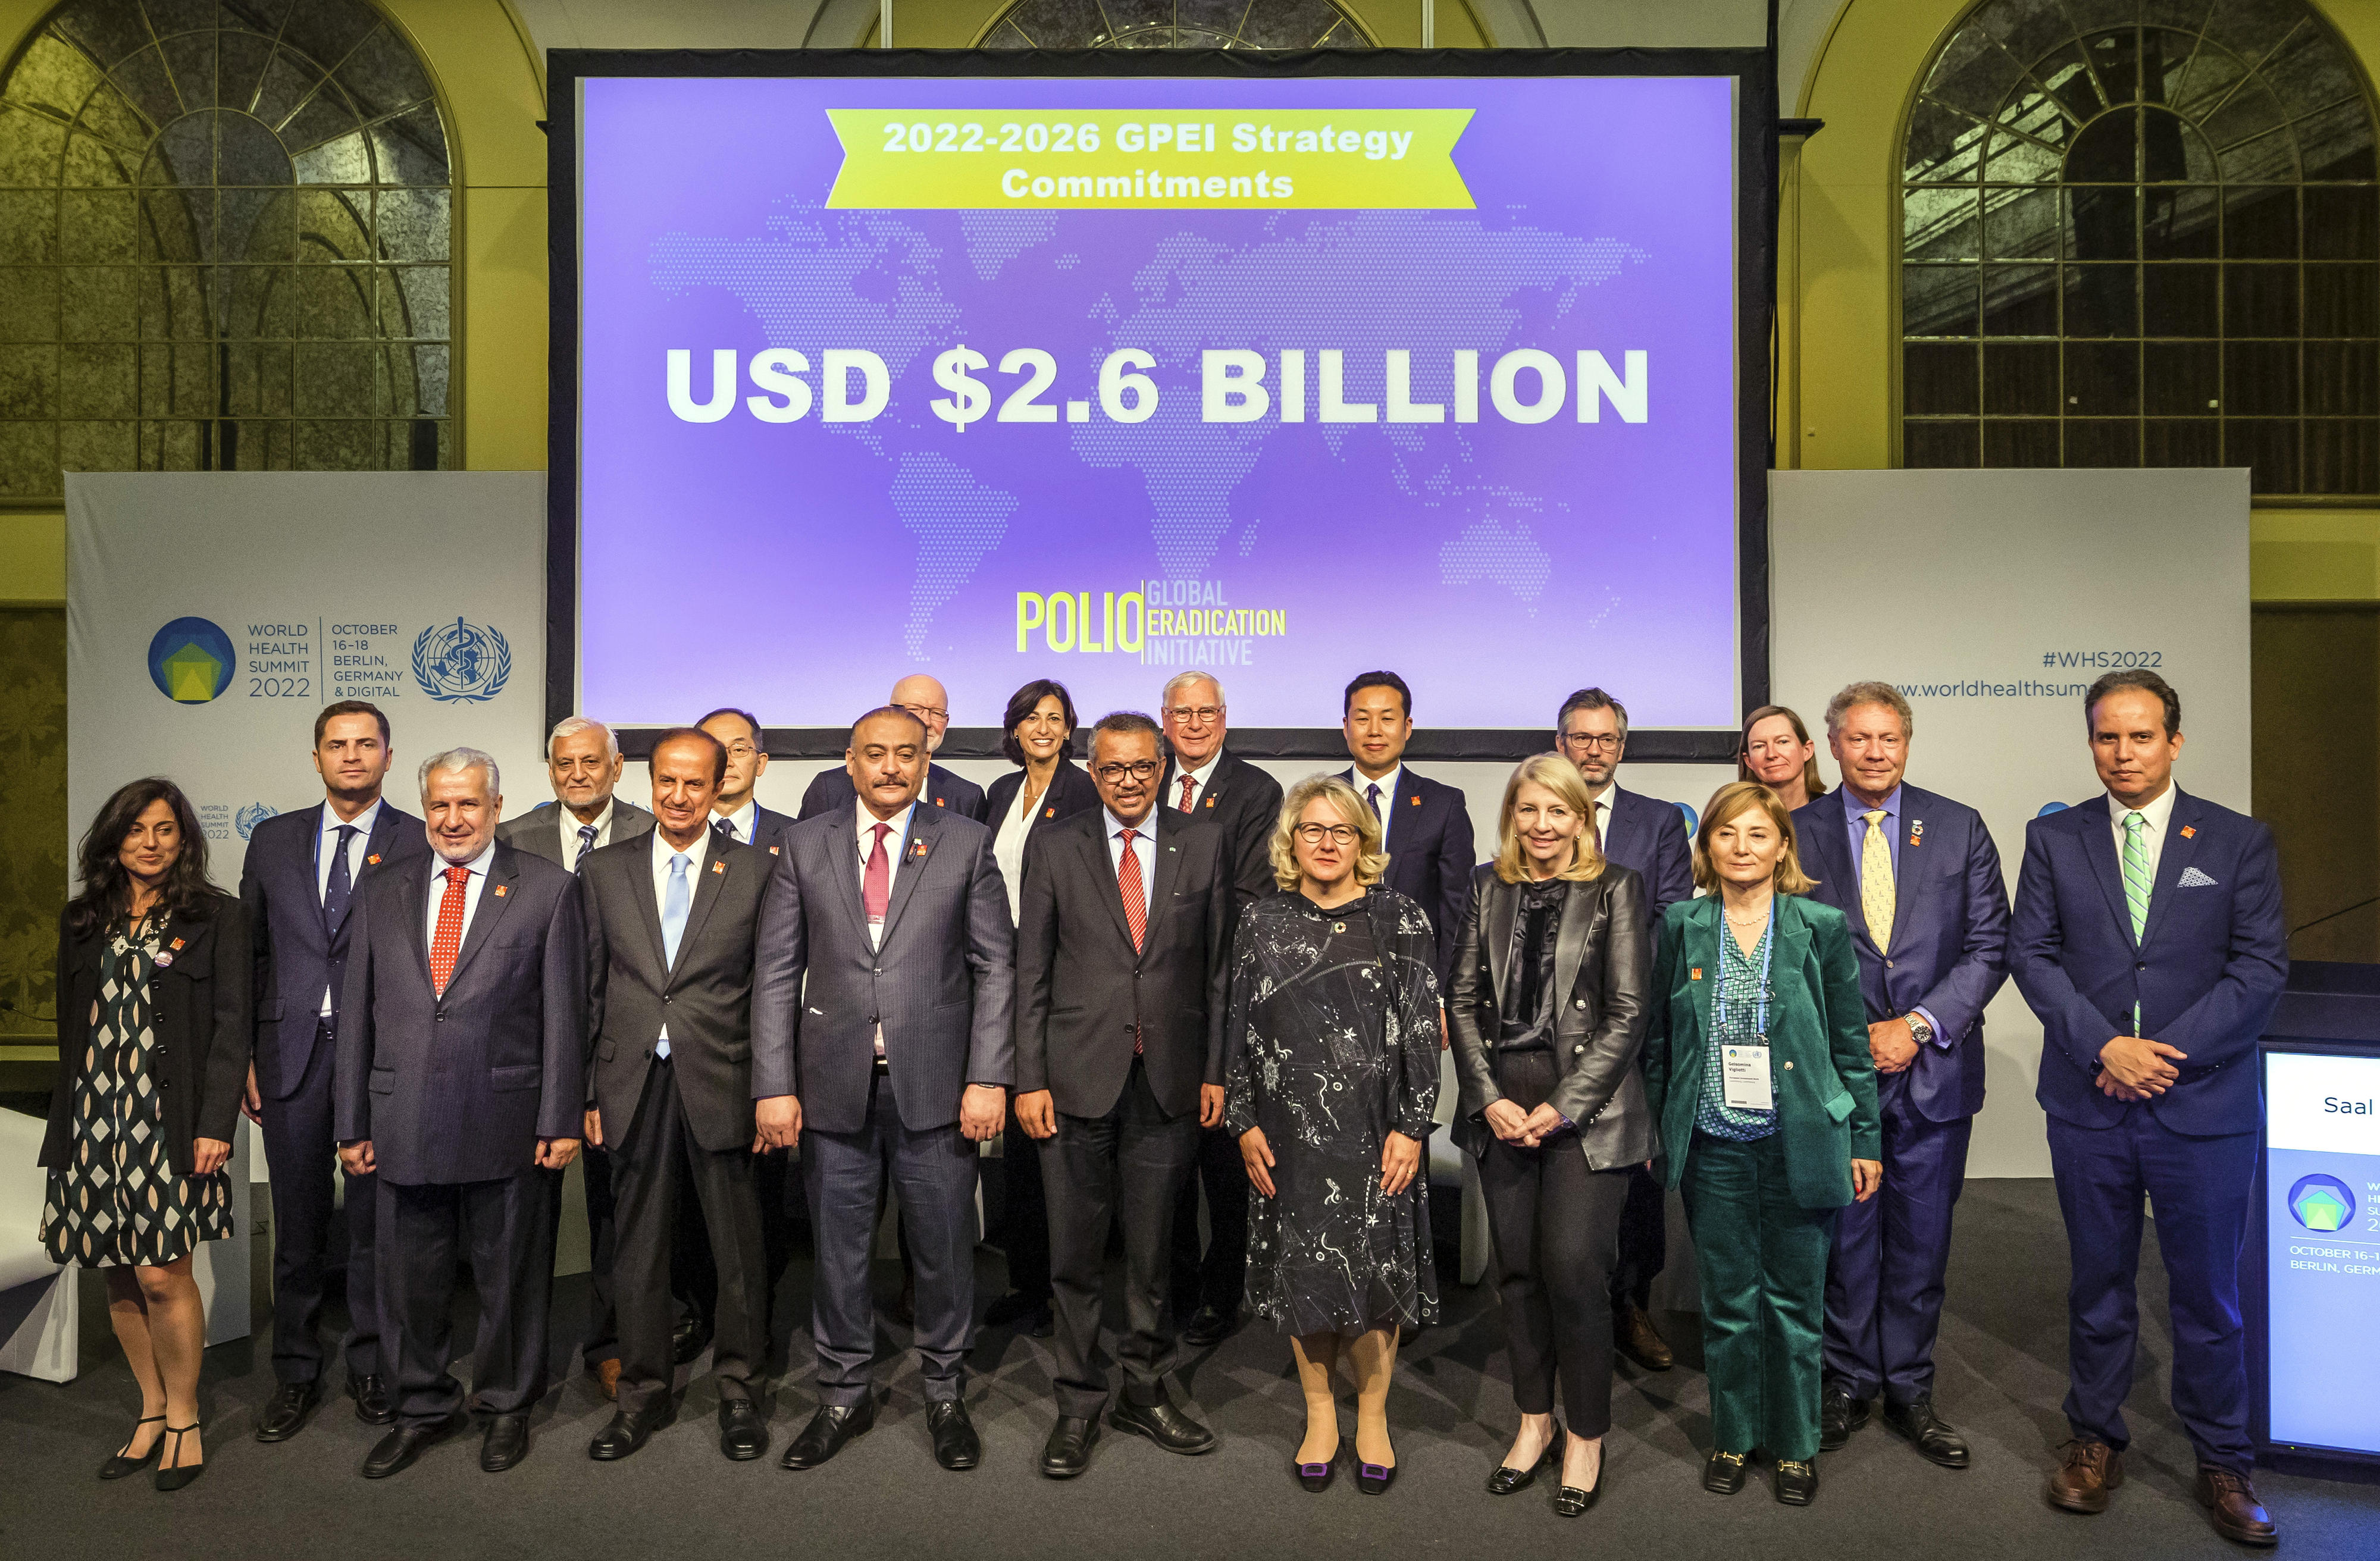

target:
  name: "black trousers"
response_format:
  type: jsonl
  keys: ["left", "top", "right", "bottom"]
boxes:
{"left": 259, "top": 1027, "right": 382, "bottom": 1385}
{"left": 1611, "top": 1163, "right": 1668, "bottom": 1311}
{"left": 1168, "top": 1124, "right": 1251, "bottom": 1316}
{"left": 1477, "top": 1048, "right": 1631, "bottom": 1435}
{"left": 609, "top": 1055, "right": 766, "bottom": 1416}
{"left": 378, "top": 1168, "right": 552, "bottom": 1428}
{"left": 1000, "top": 1111, "right": 1051, "bottom": 1302}
{"left": 568, "top": 1131, "right": 724, "bottom": 1367}
{"left": 1044, "top": 1058, "right": 1200, "bottom": 1419}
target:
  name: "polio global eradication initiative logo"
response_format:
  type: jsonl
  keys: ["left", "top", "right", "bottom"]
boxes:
{"left": 2288, "top": 1174, "right": 2357, "bottom": 1233}
{"left": 148, "top": 617, "right": 236, "bottom": 703}
{"left": 412, "top": 616, "right": 512, "bottom": 704}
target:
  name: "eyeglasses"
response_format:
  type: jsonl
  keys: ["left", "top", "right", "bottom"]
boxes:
{"left": 1094, "top": 760, "right": 1162, "bottom": 782}
{"left": 1164, "top": 705, "right": 1224, "bottom": 723}
{"left": 720, "top": 741, "right": 758, "bottom": 758}
{"left": 1293, "top": 823, "right": 1360, "bottom": 845}
{"left": 1561, "top": 732, "right": 1624, "bottom": 752}
{"left": 900, "top": 703, "right": 950, "bottom": 723}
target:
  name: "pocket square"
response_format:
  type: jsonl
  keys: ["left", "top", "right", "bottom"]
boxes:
{"left": 2177, "top": 866, "right": 2219, "bottom": 888}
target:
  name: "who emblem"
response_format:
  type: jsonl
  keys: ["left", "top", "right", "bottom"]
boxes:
{"left": 412, "top": 617, "right": 512, "bottom": 704}
{"left": 235, "top": 803, "right": 278, "bottom": 841}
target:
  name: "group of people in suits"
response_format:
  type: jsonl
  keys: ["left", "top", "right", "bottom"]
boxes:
{"left": 35, "top": 664, "right": 2287, "bottom": 1546}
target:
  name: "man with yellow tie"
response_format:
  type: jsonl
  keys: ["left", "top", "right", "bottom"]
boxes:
{"left": 1788, "top": 683, "right": 2009, "bottom": 1471}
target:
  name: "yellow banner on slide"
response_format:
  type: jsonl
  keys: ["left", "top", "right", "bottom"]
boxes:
{"left": 824, "top": 108, "right": 1474, "bottom": 210}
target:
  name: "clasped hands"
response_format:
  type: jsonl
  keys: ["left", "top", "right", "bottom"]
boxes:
{"left": 2096, "top": 1033, "right": 2187, "bottom": 1101}
{"left": 1482, "top": 1098, "right": 1568, "bottom": 1149}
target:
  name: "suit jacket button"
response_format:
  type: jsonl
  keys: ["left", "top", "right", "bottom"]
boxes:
{"left": 1885, "top": 959, "right": 1895, "bottom": 968}
{"left": 2135, "top": 961, "right": 2146, "bottom": 971}
{"left": 1573, "top": 998, "right": 1586, "bottom": 1008}
{"left": 1573, "top": 1045, "right": 1585, "bottom": 1055}
{"left": 1783, "top": 1060, "right": 1794, "bottom": 1070}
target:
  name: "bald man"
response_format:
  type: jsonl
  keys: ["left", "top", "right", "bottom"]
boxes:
{"left": 799, "top": 675, "right": 987, "bottom": 825}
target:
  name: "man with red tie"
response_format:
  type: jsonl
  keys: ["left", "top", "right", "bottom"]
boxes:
{"left": 336, "top": 748, "right": 587, "bottom": 1479}
{"left": 1014, "top": 712, "right": 1235, "bottom": 1478}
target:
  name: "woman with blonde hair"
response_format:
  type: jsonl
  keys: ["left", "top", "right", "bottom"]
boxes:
{"left": 1226, "top": 775, "right": 1442, "bottom": 1496}
{"left": 1737, "top": 705, "right": 1830, "bottom": 813}
{"left": 1643, "top": 781, "right": 1880, "bottom": 1508}
{"left": 1448, "top": 754, "right": 1652, "bottom": 1515}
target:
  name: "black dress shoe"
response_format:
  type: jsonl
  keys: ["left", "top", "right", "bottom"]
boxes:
{"left": 1040, "top": 1415, "right": 1099, "bottom": 1479}
{"left": 347, "top": 1373, "right": 395, "bottom": 1427}
{"left": 1110, "top": 1393, "right": 1217, "bottom": 1455}
{"left": 1354, "top": 1446, "right": 1398, "bottom": 1496}
{"left": 781, "top": 1400, "right": 873, "bottom": 1470}
{"left": 99, "top": 1415, "right": 165, "bottom": 1480}
{"left": 928, "top": 1400, "right": 981, "bottom": 1471}
{"left": 1703, "top": 1449, "right": 1749, "bottom": 1495}
{"left": 1554, "top": 1475, "right": 1602, "bottom": 1517}
{"left": 1820, "top": 1384, "right": 1868, "bottom": 1452}
{"left": 255, "top": 1381, "right": 321, "bottom": 1443}
{"left": 154, "top": 1423, "right": 206, "bottom": 1493}
{"left": 1182, "top": 1304, "right": 1240, "bottom": 1349}
{"left": 1774, "top": 1458, "right": 1819, "bottom": 1506}
{"left": 671, "top": 1314, "right": 714, "bottom": 1366}
{"left": 589, "top": 1405, "right": 673, "bottom": 1462}
{"left": 719, "top": 1399, "right": 767, "bottom": 1462}
{"left": 361, "top": 1415, "right": 463, "bottom": 1479}
{"left": 1294, "top": 1444, "right": 1338, "bottom": 1493}
{"left": 1883, "top": 1395, "right": 1970, "bottom": 1469}
{"left": 985, "top": 1289, "right": 1048, "bottom": 1327}
{"left": 481, "top": 1414, "right": 531, "bottom": 1472}
{"left": 1486, "top": 1430, "right": 1559, "bottom": 1496}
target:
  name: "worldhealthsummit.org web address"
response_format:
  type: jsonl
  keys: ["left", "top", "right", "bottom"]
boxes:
{"left": 1897, "top": 653, "right": 2166, "bottom": 700}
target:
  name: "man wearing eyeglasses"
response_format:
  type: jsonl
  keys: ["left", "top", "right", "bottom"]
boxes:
{"left": 798, "top": 675, "right": 988, "bottom": 825}
{"left": 1555, "top": 686, "right": 1694, "bottom": 1376}
{"left": 1155, "top": 673, "right": 1283, "bottom": 1347}
{"left": 1014, "top": 711, "right": 1233, "bottom": 1478}
{"left": 699, "top": 708, "right": 797, "bottom": 854}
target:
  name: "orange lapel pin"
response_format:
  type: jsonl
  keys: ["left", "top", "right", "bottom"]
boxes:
{"left": 493, "top": 884, "right": 508, "bottom": 898}
{"left": 2181, "top": 825, "right": 2196, "bottom": 839}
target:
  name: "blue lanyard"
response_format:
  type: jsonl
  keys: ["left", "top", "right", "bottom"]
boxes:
{"left": 1713, "top": 899, "right": 1775, "bottom": 1041}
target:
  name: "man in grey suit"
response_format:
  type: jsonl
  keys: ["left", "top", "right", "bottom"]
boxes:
{"left": 1016, "top": 711, "right": 1233, "bottom": 1478}
{"left": 754, "top": 707, "right": 1014, "bottom": 1474}
{"left": 581, "top": 727, "right": 774, "bottom": 1465}
{"left": 336, "top": 748, "right": 585, "bottom": 1479}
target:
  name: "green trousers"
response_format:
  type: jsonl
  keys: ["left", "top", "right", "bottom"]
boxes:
{"left": 1681, "top": 1130, "right": 1839, "bottom": 1462}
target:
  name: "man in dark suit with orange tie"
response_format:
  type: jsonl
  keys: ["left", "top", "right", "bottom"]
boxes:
{"left": 1015, "top": 712, "right": 1233, "bottom": 1478}
{"left": 336, "top": 748, "right": 586, "bottom": 1479}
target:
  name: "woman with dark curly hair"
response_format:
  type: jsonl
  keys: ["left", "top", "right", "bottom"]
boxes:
{"left": 40, "top": 777, "right": 250, "bottom": 1493}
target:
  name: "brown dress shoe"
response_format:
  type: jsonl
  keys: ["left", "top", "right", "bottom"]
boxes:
{"left": 2194, "top": 1465, "right": 2278, "bottom": 1547}
{"left": 1614, "top": 1304, "right": 1674, "bottom": 1372}
{"left": 593, "top": 1359, "right": 621, "bottom": 1400}
{"left": 2046, "top": 1439, "right": 2124, "bottom": 1513}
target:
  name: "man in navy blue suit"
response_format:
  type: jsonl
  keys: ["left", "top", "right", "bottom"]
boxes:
{"left": 1338, "top": 669, "right": 1473, "bottom": 988}
{"left": 1792, "top": 682, "right": 2008, "bottom": 1468}
{"left": 240, "top": 700, "right": 428, "bottom": 1441}
{"left": 1557, "top": 686, "right": 1692, "bottom": 1371}
{"left": 701, "top": 707, "right": 799, "bottom": 852}
{"left": 2012, "top": 670, "right": 2285, "bottom": 1546}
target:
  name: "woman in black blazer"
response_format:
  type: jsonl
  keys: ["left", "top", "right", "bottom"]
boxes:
{"left": 1448, "top": 753, "right": 1652, "bottom": 1516}
{"left": 40, "top": 778, "right": 250, "bottom": 1492}
{"left": 981, "top": 679, "right": 1100, "bottom": 1332}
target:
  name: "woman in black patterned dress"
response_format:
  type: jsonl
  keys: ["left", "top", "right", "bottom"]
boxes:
{"left": 1226, "top": 775, "right": 1442, "bottom": 1496}
{"left": 40, "top": 778, "right": 249, "bottom": 1491}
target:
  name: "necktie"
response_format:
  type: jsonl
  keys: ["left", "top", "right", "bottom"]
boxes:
{"left": 1590, "top": 804, "right": 1605, "bottom": 856}
{"left": 864, "top": 823, "right": 892, "bottom": 932}
{"left": 574, "top": 823, "right": 597, "bottom": 873}
{"left": 1178, "top": 773, "right": 1197, "bottom": 813}
{"left": 657, "top": 852, "right": 691, "bottom": 1058}
{"left": 429, "top": 864, "right": 470, "bottom": 996}
{"left": 2122, "top": 812, "right": 2152, "bottom": 1035}
{"left": 322, "top": 824, "right": 358, "bottom": 933}
{"left": 1366, "top": 783, "right": 1383, "bottom": 818}
{"left": 1118, "top": 829, "right": 1147, "bottom": 1052}
{"left": 1861, "top": 809, "right": 1896, "bottom": 953}
{"left": 715, "top": 816, "right": 738, "bottom": 843}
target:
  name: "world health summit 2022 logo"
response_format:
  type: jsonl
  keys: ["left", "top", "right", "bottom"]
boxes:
{"left": 412, "top": 617, "right": 512, "bottom": 704}
{"left": 148, "top": 617, "right": 236, "bottom": 703}
{"left": 2288, "top": 1174, "right": 2357, "bottom": 1234}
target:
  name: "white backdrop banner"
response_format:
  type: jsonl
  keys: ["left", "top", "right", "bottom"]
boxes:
{"left": 1771, "top": 468, "right": 2253, "bottom": 1178}
{"left": 65, "top": 471, "right": 547, "bottom": 1339}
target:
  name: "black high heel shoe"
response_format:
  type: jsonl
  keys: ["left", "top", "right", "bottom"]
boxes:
{"left": 155, "top": 1423, "right": 206, "bottom": 1493}
{"left": 1293, "top": 1443, "right": 1339, "bottom": 1493}
{"left": 1554, "top": 1430, "right": 1605, "bottom": 1515}
{"left": 1355, "top": 1440, "right": 1398, "bottom": 1496}
{"left": 98, "top": 1415, "right": 165, "bottom": 1480}
{"left": 1486, "top": 1422, "right": 1562, "bottom": 1496}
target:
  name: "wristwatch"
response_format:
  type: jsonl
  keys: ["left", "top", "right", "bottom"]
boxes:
{"left": 1905, "top": 1013, "right": 1935, "bottom": 1047}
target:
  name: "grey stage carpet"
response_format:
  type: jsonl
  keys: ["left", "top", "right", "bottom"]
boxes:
{"left": 2, "top": 1178, "right": 2374, "bottom": 1559}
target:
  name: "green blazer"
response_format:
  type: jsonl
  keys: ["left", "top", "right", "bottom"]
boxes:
{"left": 1644, "top": 892, "right": 1881, "bottom": 1210}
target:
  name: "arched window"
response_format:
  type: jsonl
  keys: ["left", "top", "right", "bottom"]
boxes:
{"left": 978, "top": 0, "right": 1372, "bottom": 49}
{"left": 1900, "top": 0, "right": 2378, "bottom": 494}
{"left": 0, "top": 0, "right": 452, "bottom": 500}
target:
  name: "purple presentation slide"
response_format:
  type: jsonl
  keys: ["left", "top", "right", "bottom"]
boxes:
{"left": 575, "top": 74, "right": 1739, "bottom": 730}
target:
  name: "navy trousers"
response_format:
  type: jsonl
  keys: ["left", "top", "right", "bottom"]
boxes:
{"left": 2047, "top": 1107, "right": 2257, "bottom": 1473}
{"left": 801, "top": 1067, "right": 979, "bottom": 1406}
{"left": 377, "top": 1168, "right": 553, "bottom": 1428}
{"left": 259, "top": 1027, "right": 383, "bottom": 1386}
{"left": 1822, "top": 1070, "right": 1972, "bottom": 1403}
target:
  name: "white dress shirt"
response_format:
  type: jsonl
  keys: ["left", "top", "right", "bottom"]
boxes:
{"left": 315, "top": 797, "right": 381, "bottom": 1014}
{"left": 562, "top": 797, "right": 617, "bottom": 873}
{"left": 424, "top": 840, "right": 496, "bottom": 951}
{"left": 994, "top": 779, "right": 1038, "bottom": 926}
{"left": 2107, "top": 782, "right": 2178, "bottom": 891}
{"left": 715, "top": 798, "right": 759, "bottom": 845}
{"left": 651, "top": 826, "right": 711, "bottom": 1053}
{"left": 1103, "top": 807, "right": 1158, "bottom": 923}
{"left": 1354, "top": 764, "right": 1403, "bottom": 850}
{"left": 1171, "top": 754, "right": 1220, "bottom": 813}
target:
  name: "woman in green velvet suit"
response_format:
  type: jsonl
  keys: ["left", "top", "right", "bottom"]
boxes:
{"left": 1644, "top": 780, "right": 1880, "bottom": 1509}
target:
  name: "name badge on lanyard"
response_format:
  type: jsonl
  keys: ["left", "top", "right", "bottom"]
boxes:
{"left": 1716, "top": 901, "right": 1777, "bottom": 1112}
